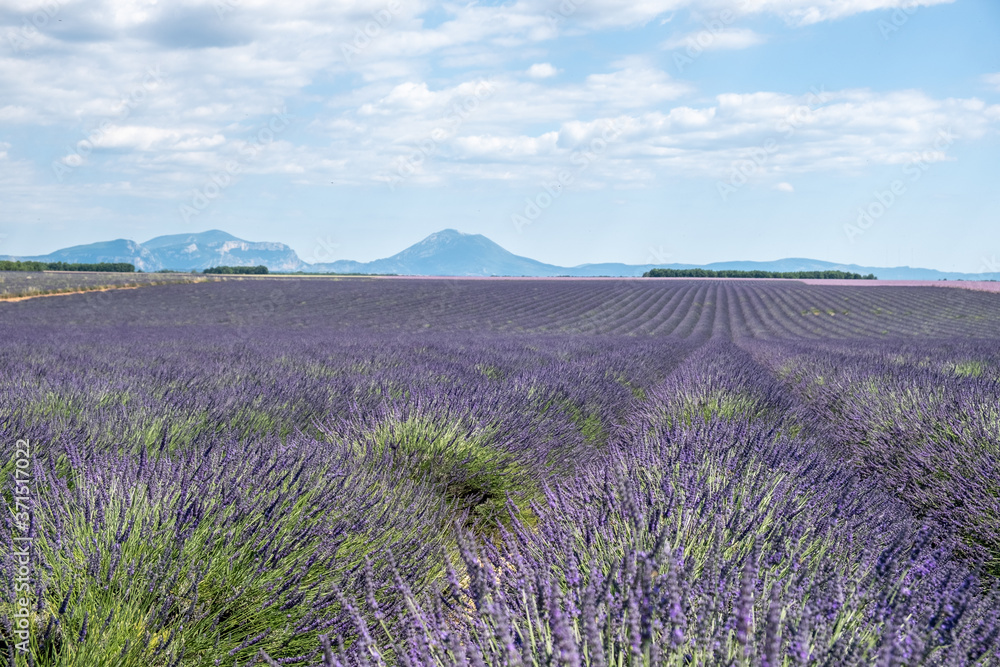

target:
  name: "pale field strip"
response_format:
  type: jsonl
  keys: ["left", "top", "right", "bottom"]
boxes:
{"left": 3, "top": 272, "right": 996, "bottom": 303}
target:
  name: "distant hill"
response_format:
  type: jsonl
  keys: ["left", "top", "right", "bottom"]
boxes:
{"left": 3, "top": 230, "right": 305, "bottom": 272}
{"left": 309, "top": 229, "right": 563, "bottom": 276}
{"left": 5, "top": 228, "right": 1000, "bottom": 281}
{"left": 8, "top": 239, "right": 161, "bottom": 272}
{"left": 309, "top": 230, "right": 1000, "bottom": 280}
{"left": 140, "top": 230, "right": 304, "bottom": 272}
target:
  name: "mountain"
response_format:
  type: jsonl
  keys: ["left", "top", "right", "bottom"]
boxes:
{"left": 667, "top": 258, "right": 997, "bottom": 281}
{"left": 6, "top": 239, "right": 161, "bottom": 272}
{"left": 310, "top": 230, "right": 1000, "bottom": 280}
{"left": 4, "top": 230, "right": 305, "bottom": 272}
{"left": 310, "top": 230, "right": 563, "bottom": 276}
{"left": 141, "top": 230, "right": 305, "bottom": 272}
{"left": 5, "top": 228, "right": 1000, "bottom": 281}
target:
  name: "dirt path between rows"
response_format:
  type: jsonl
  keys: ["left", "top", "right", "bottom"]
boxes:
{"left": 1, "top": 284, "right": 148, "bottom": 302}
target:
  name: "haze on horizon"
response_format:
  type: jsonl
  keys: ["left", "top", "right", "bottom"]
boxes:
{"left": 1, "top": 0, "right": 998, "bottom": 273}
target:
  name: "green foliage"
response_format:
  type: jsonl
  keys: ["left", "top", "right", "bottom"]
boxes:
{"left": 643, "top": 267, "right": 877, "bottom": 279}
{"left": 0, "top": 261, "right": 135, "bottom": 272}
{"left": 0, "top": 260, "right": 47, "bottom": 271}
{"left": 0, "top": 445, "right": 451, "bottom": 666}
{"left": 347, "top": 414, "right": 540, "bottom": 532}
{"left": 202, "top": 265, "right": 269, "bottom": 274}
{"left": 953, "top": 360, "right": 985, "bottom": 378}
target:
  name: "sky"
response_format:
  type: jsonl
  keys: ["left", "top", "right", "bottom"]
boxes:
{"left": 1, "top": 0, "right": 998, "bottom": 272}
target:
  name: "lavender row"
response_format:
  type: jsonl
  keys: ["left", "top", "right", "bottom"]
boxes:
{"left": 296, "top": 343, "right": 1000, "bottom": 666}
{"left": 750, "top": 337, "right": 1000, "bottom": 575}
{"left": 3, "top": 278, "right": 999, "bottom": 339}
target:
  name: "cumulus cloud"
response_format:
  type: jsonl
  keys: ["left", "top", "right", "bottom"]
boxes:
{"left": 722, "top": 0, "right": 955, "bottom": 26}
{"left": 512, "top": 0, "right": 956, "bottom": 30}
{"left": 662, "top": 28, "right": 765, "bottom": 51}
{"left": 453, "top": 132, "right": 560, "bottom": 159}
{"left": 527, "top": 63, "right": 559, "bottom": 78}
{"left": 0, "top": 0, "right": 984, "bottom": 206}
{"left": 0, "top": 105, "right": 34, "bottom": 122}
{"left": 87, "top": 126, "right": 214, "bottom": 151}
{"left": 307, "top": 77, "right": 999, "bottom": 192}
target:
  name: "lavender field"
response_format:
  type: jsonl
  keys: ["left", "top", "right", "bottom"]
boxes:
{"left": 2, "top": 278, "right": 1000, "bottom": 666}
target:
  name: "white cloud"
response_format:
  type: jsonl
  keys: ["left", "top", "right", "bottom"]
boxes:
{"left": 0, "top": 1, "right": 957, "bottom": 141}
{"left": 308, "top": 78, "right": 1000, "bottom": 191}
{"left": 362, "top": 82, "right": 439, "bottom": 114}
{"left": 0, "top": 105, "right": 34, "bottom": 123}
{"left": 581, "top": 67, "right": 692, "bottom": 108}
{"left": 527, "top": 63, "right": 559, "bottom": 79}
{"left": 453, "top": 132, "right": 560, "bottom": 159}
{"left": 984, "top": 73, "right": 1000, "bottom": 92}
{"left": 0, "top": 0, "right": 985, "bottom": 208}
{"left": 505, "top": 0, "right": 956, "bottom": 30}
{"left": 89, "top": 126, "right": 184, "bottom": 150}
{"left": 774, "top": 181, "right": 794, "bottom": 192}
{"left": 724, "top": 0, "right": 955, "bottom": 26}
{"left": 662, "top": 28, "right": 765, "bottom": 51}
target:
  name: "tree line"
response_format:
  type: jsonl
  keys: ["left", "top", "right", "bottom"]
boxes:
{"left": 0, "top": 261, "right": 271, "bottom": 274}
{"left": 0, "top": 260, "right": 136, "bottom": 272}
{"left": 202, "top": 265, "right": 269, "bottom": 274}
{"left": 643, "top": 268, "right": 877, "bottom": 279}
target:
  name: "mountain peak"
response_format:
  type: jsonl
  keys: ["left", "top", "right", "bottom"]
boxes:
{"left": 430, "top": 228, "right": 466, "bottom": 238}
{"left": 6, "top": 229, "right": 304, "bottom": 272}
{"left": 143, "top": 229, "right": 242, "bottom": 249}
{"left": 416, "top": 229, "right": 479, "bottom": 245}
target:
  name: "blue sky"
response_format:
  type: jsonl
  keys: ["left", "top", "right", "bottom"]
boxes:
{"left": 1, "top": 0, "right": 998, "bottom": 271}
